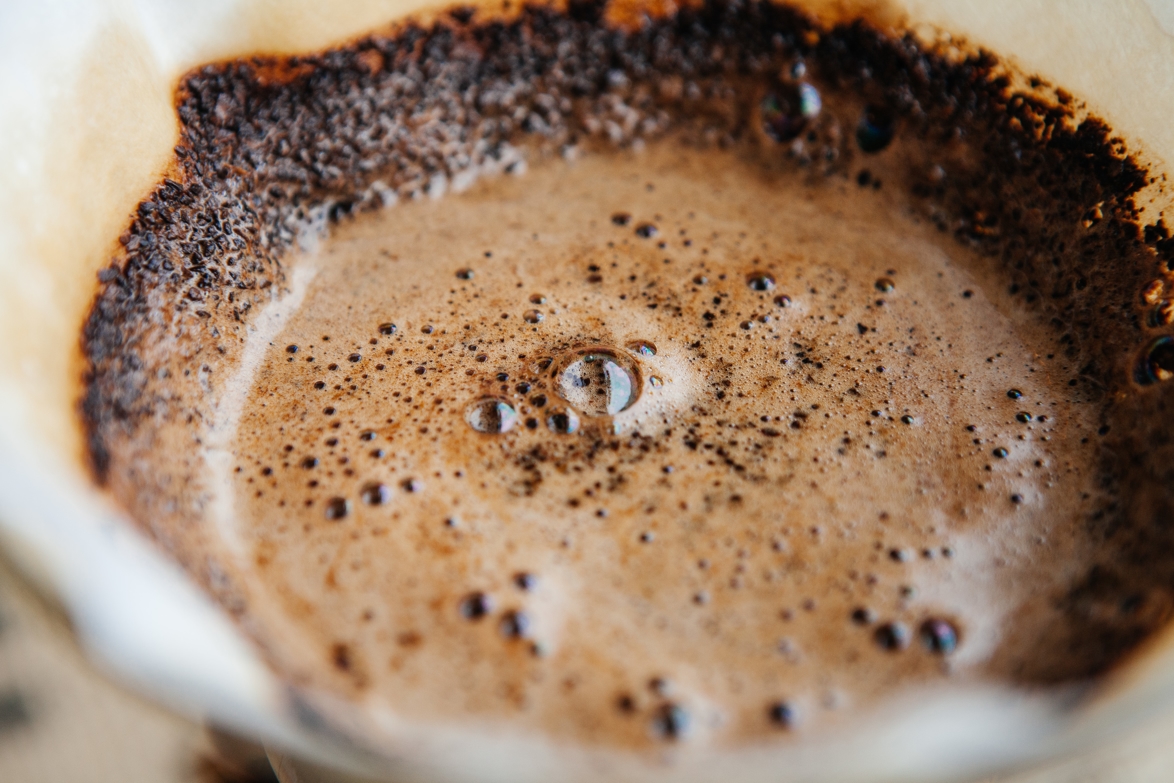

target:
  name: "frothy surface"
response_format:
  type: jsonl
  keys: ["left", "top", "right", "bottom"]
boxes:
{"left": 225, "top": 139, "right": 1116, "bottom": 744}
{"left": 80, "top": 0, "right": 1174, "bottom": 757}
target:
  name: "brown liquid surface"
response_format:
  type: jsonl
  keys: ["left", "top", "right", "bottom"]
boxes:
{"left": 215, "top": 138, "right": 1110, "bottom": 745}
{"left": 80, "top": 1, "right": 1174, "bottom": 757}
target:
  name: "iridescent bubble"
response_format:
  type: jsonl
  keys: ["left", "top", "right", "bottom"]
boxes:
{"left": 761, "top": 82, "right": 821, "bottom": 142}
{"left": 1136, "top": 336, "right": 1174, "bottom": 384}
{"left": 555, "top": 348, "right": 641, "bottom": 416}
{"left": 628, "top": 340, "right": 657, "bottom": 356}
{"left": 857, "top": 106, "right": 895, "bottom": 153}
{"left": 466, "top": 398, "right": 519, "bottom": 434}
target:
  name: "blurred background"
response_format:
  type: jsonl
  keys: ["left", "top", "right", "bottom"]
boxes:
{"left": 0, "top": 562, "right": 276, "bottom": 783}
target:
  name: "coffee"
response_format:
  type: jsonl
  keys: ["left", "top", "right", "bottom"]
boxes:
{"left": 82, "top": 0, "right": 1174, "bottom": 753}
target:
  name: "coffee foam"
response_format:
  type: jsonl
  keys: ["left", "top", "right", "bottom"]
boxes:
{"left": 80, "top": 0, "right": 1174, "bottom": 756}
{"left": 217, "top": 137, "right": 1130, "bottom": 745}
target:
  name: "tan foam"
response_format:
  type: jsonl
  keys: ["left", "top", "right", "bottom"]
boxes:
{"left": 203, "top": 136, "right": 1124, "bottom": 748}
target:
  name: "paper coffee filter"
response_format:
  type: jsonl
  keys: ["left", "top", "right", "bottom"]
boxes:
{"left": 1, "top": 1, "right": 1173, "bottom": 781}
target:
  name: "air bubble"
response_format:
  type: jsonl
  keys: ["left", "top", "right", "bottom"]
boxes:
{"left": 1150, "top": 300, "right": 1174, "bottom": 327}
{"left": 920, "top": 618, "right": 959, "bottom": 654}
{"left": 555, "top": 348, "right": 641, "bottom": 416}
{"left": 1007, "top": 389, "right": 1023, "bottom": 400}
{"left": 378, "top": 323, "right": 397, "bottom": 335}
{"left": 547, "top": 408, "right": 581, "bottom": 435}
{"left": 774, "top": 294, "right": 792, "bottom": 308}
{"left": 466, "top": 398, "right": 518, "bottom": 434}
{"left": 748, "top": 272, "right": 776, "bottom": 292}
{"left": 761, "top": 82, "right": 821, "bottom": 142}
{"left": 629, "top": 341, "right": 657, "bottom": 356}
{"left": 875, "top": 277, "right": 895, "bottom": 293}
{"left": 874, "top": 622, "right": 909, "bottom": 651}
{"left": 325, "top": 497, "right": 350, "bottom": 520}
{"left": 524, "top": 310, "right": 544, "bottom": 324}
{"left": 851, "top": 607, "right": 876, "bottom": 625}
{"left": 500, "top": 610, "right": 530, "bottom": 638}
{"left": 529, "top": 293, "right": 547, "bottom": 304}
{"left": 360, "top": 482, "right": 392, "bottom": 505}
{"left": 1016, "top": 412, "right": 1033, "bottom": 423}
{"left": 857, "top": 106, "right": 895, "bottom": 153}
{"left": 635, "top": 223, "right": 658, "bottom": 238}
{"left": 1136, "top": 336, "right": 1174, "bottom": 384}
{"left": 652, "top": 703, "right": 690, "bottom": 740}
{"left": 456, "top": 268, "right": 474, "bottom": 280}
{"left": 768, "top": 701, "right": 798, "bottom": 728}
{"left": 460, "top": 592, "right": 493, "bottom": 620}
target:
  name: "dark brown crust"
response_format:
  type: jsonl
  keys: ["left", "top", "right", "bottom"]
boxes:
{"left": 81, "top": 0, "right": 1174, "bottom": 684}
